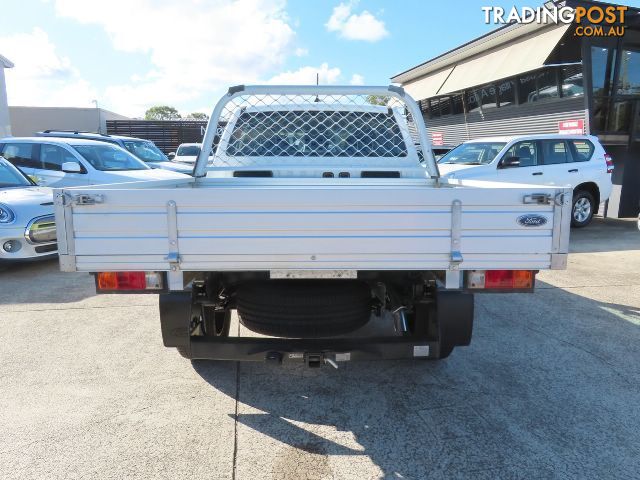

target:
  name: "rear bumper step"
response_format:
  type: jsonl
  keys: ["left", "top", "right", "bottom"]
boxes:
{"left": 187, "top": 336, "right": 442, "bottom": 362}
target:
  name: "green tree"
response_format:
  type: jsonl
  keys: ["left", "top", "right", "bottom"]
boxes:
{"left": 144, "top": 106, "right": 181, "bottom": 120}
{"left": 366, "top": 95, "right": 390, "bottom": 106}
{"left": 186, "top": 112, "right": 209, "bottom": 120}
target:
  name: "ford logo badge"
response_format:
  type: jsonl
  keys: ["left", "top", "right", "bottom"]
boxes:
{"left": 517, "top": 214, "right": 548, "bottom": 227}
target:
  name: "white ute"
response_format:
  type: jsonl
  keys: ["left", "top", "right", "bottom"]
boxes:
{"left": 54, "top": 86, "right": 572, "bottom": 365}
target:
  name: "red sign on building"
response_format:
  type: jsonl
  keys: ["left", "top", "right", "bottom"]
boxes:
{"left": 431, "top": 132, "right": 444, "bottom": 146}
{"left": 558, "top": 120, "right": 585, "bottom": 135}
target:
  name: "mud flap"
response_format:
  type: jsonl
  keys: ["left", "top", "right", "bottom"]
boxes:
{"left": 437, "top": 290, "right": 474, "bottom": 357}
{"left": 159, "top": 292, "right": 192, "bottom": 349}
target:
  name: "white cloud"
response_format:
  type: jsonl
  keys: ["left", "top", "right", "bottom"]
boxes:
{"left": 268, "top": 63, "right": 342, "bottom": 85}
{"left": 51, "top": 0, "right": 298, "bottom": 116}
{"left": 294, "top": 47, "right": 309, "bottom": 57}
{"left": 326, "top": 2, "right": 388, "bottom": 42}
{"left": 0, "top": 28, "right": 97, "bottom": 107}
{"left": 349, "top": 73, "right": 364, "bottom": 85}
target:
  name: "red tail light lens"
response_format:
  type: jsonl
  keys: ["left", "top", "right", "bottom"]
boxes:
{"left": 96, "top": 271, "right": 163, "bottom": 291}
{"left": 467, "top": 270, "right": 534, "bottom": 290}
{"left": 605, "top": 153, "right": 614, "bottom": 174}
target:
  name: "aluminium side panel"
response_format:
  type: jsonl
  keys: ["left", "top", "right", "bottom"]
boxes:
{"left": 66, "top": 180, "right": 564, "bottom": 273}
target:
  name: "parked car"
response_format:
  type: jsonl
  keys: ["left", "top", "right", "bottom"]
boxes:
{"left": 36, "top": 131, "right": 193, "bottom": 173}
{"left": 0, "top": 137, "right": 189, "bottom": 188}
{"left": 437, "top": 135, "right": 613, "bottom": 227}
{"left": 0, "top": 157, "right": 57, "bottom": 262}
{"left": 169, "top": 143, "right": 213, "bottom": 164}
{"left": 54, "top": 85, "right": 571, "bottom": 365}
{"left": 432, "top": 146, "right": 454, "bottom": 161}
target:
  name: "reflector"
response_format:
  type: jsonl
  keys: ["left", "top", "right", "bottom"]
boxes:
{"left": 485, "top": 270, "right": 513, "bottom": 289}
{"left": 468, "top": 270, "right": 534, "bottom": 290}
{"left": 513, "top": 270, "right": 534, "bottom": 288}
{"left": 97, "top": 271, "right": 147, "bottom": 291}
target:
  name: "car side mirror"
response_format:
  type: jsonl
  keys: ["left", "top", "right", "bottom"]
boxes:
{"left": 168, "top": 152, "right": 176, "bottom": 160}
{"left": 61, "top": 161, "right": 83, "bottom": 173}
{"left": 500, "top": 156, "right": 520, "bottom": 168}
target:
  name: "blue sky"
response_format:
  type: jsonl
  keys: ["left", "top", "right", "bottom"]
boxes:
{"left": 1, "top": 0, "right": 637, "bottom": 117}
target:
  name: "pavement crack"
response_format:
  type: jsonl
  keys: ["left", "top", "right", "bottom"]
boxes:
{"left": 231, "top": 321, "right": 241, "bottom": 480}
{"left": 1, "top": 304, "right": 155, "bottom": 313}
{"left": 536, "top": 283, "right": 640, "bottom": 290}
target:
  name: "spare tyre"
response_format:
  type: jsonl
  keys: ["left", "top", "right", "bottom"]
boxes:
{"left": 236, "top": 280, "right": 372, "bottom": 338}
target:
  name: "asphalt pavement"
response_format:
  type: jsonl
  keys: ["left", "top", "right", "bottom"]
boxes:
{"left": 1, "top": 217, "right": 639, "bottom": 479}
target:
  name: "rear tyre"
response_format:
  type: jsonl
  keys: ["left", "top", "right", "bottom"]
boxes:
{"left": 236, "top": 280, "right": 372, "bottom": 338}
{"left": 571, "top": 190, "right": 595, "bottom": 228}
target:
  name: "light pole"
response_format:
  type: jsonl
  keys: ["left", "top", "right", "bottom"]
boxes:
{"left": 92, "top": 99, "right": 101, "bottom": 133}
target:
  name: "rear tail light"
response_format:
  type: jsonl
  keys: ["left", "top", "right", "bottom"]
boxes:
{"left": 605, "top": 153, "right": 614, "bottom": 174}
{"left": 96, "top": 271, "right": 164, "bottom": 292}
{"left": 467, "top": 270, "right": 534, "bottom": 291}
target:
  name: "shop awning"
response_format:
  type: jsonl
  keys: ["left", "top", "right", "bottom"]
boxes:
{"left": 437, "top": 23, "right": 570, "bottom": 95}
{"left": 402, "top": 66, "right": 453, "bottom": 101}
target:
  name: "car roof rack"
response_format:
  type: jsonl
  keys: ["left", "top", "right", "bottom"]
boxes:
{"left": 39, "top": 130, "right": 112, "bottom": 137}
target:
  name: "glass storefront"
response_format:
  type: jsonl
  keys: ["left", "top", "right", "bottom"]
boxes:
{"left": 420, "top": 29, "right": 640, "bottom": 141}
{"left": 590, "top": 43, "right": 640, "bottom": 136}
{"left": 561, "top": 65, "right": 583, "bottom": 97}
{"left": 424, "top": 65, "right": 583, "bottom": 119}
{"left": 591, "top": 46, "right": 617, "bottom": 97}
{"left": 617, "top": 49, "right": 640, "bottom": 96}
{"left": 497, "top": 79, "right": 516, "bottom": 107}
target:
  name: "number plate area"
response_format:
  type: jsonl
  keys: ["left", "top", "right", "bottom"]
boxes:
{"left": 269, "top": 270, "right": 358, "bottom": 279}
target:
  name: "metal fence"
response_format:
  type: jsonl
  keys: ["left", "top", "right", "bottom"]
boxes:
{"left": 106, "top": 120, "right": 208, "bottom": 154}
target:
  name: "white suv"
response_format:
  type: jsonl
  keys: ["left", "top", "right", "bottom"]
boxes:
{"left": 437, "top": 135, "right": 613, "bottom": 227}
{"left": 0, "top": 137, "right": 188, "bottom": 188}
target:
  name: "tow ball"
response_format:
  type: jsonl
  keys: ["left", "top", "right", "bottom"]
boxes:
{"left": 305, "top": 353, "right": 339, "bottom": 369}
{"left": 265, "top": 351, "right": 339, "bottom": 368}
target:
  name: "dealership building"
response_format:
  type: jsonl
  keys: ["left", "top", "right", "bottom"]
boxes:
{"left": 392, "top": 0, "right": 640, "bottom": 218}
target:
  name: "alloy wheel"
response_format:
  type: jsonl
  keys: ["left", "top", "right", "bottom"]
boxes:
{"left": 573, "top": 197, "right": 591, "bottom": 223}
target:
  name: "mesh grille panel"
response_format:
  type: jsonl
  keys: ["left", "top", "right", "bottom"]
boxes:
{"left": 226, "top": 110, "right": 408, "bottom": 158}
{"left": 202, "top": 90, "right": 430, "bottom": 170}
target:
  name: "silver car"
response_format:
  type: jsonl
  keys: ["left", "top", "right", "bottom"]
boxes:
{"left": 0, "top": 157, "right": 57, "bottom": 262}
{"left": 0, "top": 137, "right": 188, "bottom": 188}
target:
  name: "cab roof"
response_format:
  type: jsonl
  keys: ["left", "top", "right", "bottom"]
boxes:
{"left": 0, "top": 136, "right": 126, "bottom": 146}
{"left": 36, "top": 131, "right": 146, "bottom": 142}
{"left": 463, "top": 134, "right": 595, "bottom": 143}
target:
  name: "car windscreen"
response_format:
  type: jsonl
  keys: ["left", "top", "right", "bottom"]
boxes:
{"left": 225, "top": 110, "right": 408, "bottom": 157}
{"left": 438, "top": 142, "right": 507, "bottom": 165}
{"left": 71, "top": 145, "right": 149, "bottom": 171}
{"left": 177, "top": 146, "right": 201, "bottom": 156}
{"left": 0, "top": 158, "right": 32, "bottom": 188}
{"left": 122, "top": 140, "right": 168, "bottom": 162}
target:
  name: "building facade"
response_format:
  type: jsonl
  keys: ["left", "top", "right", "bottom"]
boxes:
{"left": 8, "top": 106, "right": 130, "bottom": 138}
{"left": 392, "top": 0, "right": 640, "bottom": 218}
{"left": 0, "top": 54, "right": 13, "bottom": 138}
